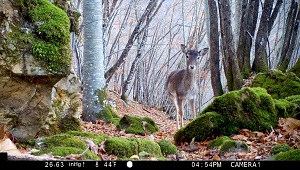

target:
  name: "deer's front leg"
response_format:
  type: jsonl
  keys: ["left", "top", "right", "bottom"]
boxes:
{"left": 177, "top": 99, "right": 184, "bottom": 129}
{"left": 189, "top": 98, "right": 196, "bottom": 119}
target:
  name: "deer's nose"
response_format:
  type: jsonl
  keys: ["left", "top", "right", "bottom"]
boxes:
{"left": 189, "top": 65, "right": 195, "bottom": 70}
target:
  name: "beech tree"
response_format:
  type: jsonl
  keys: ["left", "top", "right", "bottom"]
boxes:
{"left": 81, "top": 0, "right": 106, "bottom": 123}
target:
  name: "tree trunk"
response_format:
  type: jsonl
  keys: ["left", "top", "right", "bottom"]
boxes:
{"left": 252, "top": 0, "right": 283, "bottom": 73}
{"left": 82, "top": 0, "right": 106, "bottom": 123}
{"left": 236, "top": 0, "right": 258, "bottom": 78}
{"left": 218, "top": 0, "right": 243, "bottom": 91}
{"left": 277, "top": 0, "right": 300, "bottom": 71}
{"left": 207, "top": 0, "right": 223, "bottom": 96}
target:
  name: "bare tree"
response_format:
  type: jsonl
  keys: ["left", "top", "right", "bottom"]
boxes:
{"left": 82, "top": 0, "right": 106, "bottom": 123}
{"left": 252, "top": 0, "right": 283, "bottom": 73}
{"left": 104, "top": 0, "right": 164, "bottom": 84}
{"left": 277, "top": 0, "right": 300, "bottom": 71}
{"left": 206, "top": 0, "right": 223, "bottom": 96}
{"left": 236, "top": 0, "right": 259, "bottom": 78}
{"left": 218, "top": 0, "right": 243, "bottom": 91}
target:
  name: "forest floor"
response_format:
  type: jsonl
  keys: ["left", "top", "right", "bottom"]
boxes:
{"left": 80, "top": 90, "right": 300, "bottom": 161}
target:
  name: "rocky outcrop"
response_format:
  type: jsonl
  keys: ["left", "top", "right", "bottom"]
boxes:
{"left": 0, "top": 0, "right": 74, "bottom": 140}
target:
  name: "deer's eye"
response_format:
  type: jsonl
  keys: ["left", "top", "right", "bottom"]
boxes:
{"left": 186, "top": 55, "right": 189, "bottom": 58}
{"left": 197, "top": 57, "right": 200, "bottom": 59}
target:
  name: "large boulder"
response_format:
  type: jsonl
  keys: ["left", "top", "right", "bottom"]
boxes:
{"left": 174, "top": 87, "right": 282, "bottom": 145}
{"left": 0, "top": 0, "right": 72, "bottom": 140}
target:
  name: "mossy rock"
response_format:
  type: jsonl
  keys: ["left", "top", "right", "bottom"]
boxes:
{"left": 117, "top": 115, "right": 159, "bottom": 136}
{"left": 41, "top": 146, "right": 100, "bottom": 160}
{"left": 104, "top": 137, "right": 164, "bottom": 160}
{"left": 274, "top": 99, "right": 297, "bottom": 118}
{"left": 207, "top": 136, "right": 231, "bottom": 149}
{"left": 156, "top": 139, "right": 179, "bottom": 155}
{"left": 203, "top": 87, "right": 278, "bottom": 133}
{"left": 58, "top": 115, "right": 82, "bottom": 133}
{"left": 251, "top": 70, "right": 300, "bottom": 99}
{"left": 33, "top": 133, "right": 99, "bottom": 160}
{"left": 18, "top": 0, "right": 71, "bottom": 74}
{"left": 270, "top": 143, "right": 292, "bottom": 155}
{"left": 174, "top": 112, "right": 224, "bottom": 145}
{"left": 273, "top": 149, "right": 300, "bottom": 161}
{"left": 65, "top": 131, "right": 110, "bottom": 145}
{"left": 219, "top": 140, "right": 249, "bottom": 154}
{"left": 174, "top": 87, "right": 279, "bottom": 145}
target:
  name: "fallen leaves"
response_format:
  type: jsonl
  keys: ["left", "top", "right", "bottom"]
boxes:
{"left": 1, "top": 91, "right": 300, "bottom": 161}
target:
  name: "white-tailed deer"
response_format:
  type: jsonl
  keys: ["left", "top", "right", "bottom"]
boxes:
{"left": 165, "top": 44, "right": 209, "bottom": 130}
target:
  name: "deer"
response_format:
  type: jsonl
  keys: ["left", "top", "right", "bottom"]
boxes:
{"left": 165, "top": 44, "right": 209, "bottom": 130}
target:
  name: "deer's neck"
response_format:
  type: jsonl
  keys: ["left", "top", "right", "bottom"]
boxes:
{"left": 183, "top": 69, "right": 196, "bottom": 88}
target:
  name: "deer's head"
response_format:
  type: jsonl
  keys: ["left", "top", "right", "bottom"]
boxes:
{"left": 180, "top": 44, "right": 209, "bottom": 72}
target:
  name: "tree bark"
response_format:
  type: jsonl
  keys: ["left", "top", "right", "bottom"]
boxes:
{"left": 207, "top": 0, "right": 223, "bottom": 96}
{"left": 277, "top": 0, "right": 300, "bottom": 71}
{"left": 82, "top": 0, "right": 106, "bottom": 123}
{"left": 218, "top": 0, "right": 243, "bottom": 91}
{"left": 236, "top": 0, "right": 258, "bottom": 78}
{"left": 252, "top": 0, "right": 283, "bottom": 73}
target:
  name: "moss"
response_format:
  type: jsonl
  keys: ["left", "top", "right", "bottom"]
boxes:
{"left": 157, "top": 139, "right": 179, "bottom": 155}
{"left": 274, "top": 99, "right": 296, "bottom": 118}
{"left": 104, "top": 137, "right": 164, "bottom": 160}
{"left": 174, "top": 112, "right": 224, "bottom": 145}
{"left": 270, "top": 143, "right": 292, "bottom": 155}
{"left": 202, "top": 87, "right": 277, "bottom": 133}
{"left": 58, "top": 115, "right": 82, "bottom": 133}
{"left": 174, "top": 87, "right": 279, "bottom": 145}
{"left": 31, "top": 132, "right": 101, "bottom": 159}
{"left": 94, "top": 88, "right": 120, "bottom": 125}
{"left": 288, "top": 59, "right": 300, "bottom": 77}
{"left": 132, "top": 138, "right": 163, "bottom": 159}
{"left": 273, "top": 149, "right": 300, "bottom": 161}
{"left": 219, "top": 140, "right": 249, "bottom": 154}
{"left": 39, "top": 134, "right": 86, "bottom": 149}
{"left": 104, "top": 137, "right": 139, "bottom": 158}
{"left": 117, "top": 115, "right": 159, "bottom": 136}
{"left": 19, "top": 0, "right": 71, "bottom": 74}
{"left": 96, "top": 88, "right": 108, "bottom": 106}
{"left": 39, "top": 146, "right": 100, "bottom": 160}
{"left": 65, "top": 131, "right": 110, "bottom": 145}
{"left": 251, "top": 70, "right": 300, "bottom": 99}
{"left": 207, "top": 136, "right": 231, "bottom": 149}
{"left": 285, "top": 95, "right": 300, "bottom": 104}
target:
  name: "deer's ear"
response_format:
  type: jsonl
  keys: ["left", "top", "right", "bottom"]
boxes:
{"left": 199, "top": 48, "right": 209, "bottom": 56}
{"left": 181, "top": 44, "right": 188, "bottom": 54}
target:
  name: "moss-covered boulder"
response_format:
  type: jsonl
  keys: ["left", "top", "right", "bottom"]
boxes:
{"left": 33, "top": 133, "right": 102, "bottom": 160}
{"left": 251, "top": 70, "right": 300, "bottom": 99}
{"left": 157, "top": 139, "right": 179, "bottom": 156}
{"left": 274, "top": 99, "right": 297, "bottom": 118}
{"left": 219, "top": 140, "right": 249, "bottom": 154}
{"left": 174, "top": 112, "right": 224, "bottom": 145}
{"left": 207, "top": 136, "right": 231, "bottom": 149}
{"left": 273, "top": 149, "right": 300, "bottom": 160}
{"left": 270, "top": 143, "right": 292, "bottom": 155}
{"left": 174, "top": 87, "right": 279, "bottom": 145}
{"left": 117, "top": 115, "right": 159, "bottom": 135}
{"left": 0, "top": 0, "right": 74, "bottom": 141}
{"left": 104, "top": 137, "right": 164, "bottom": 160}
